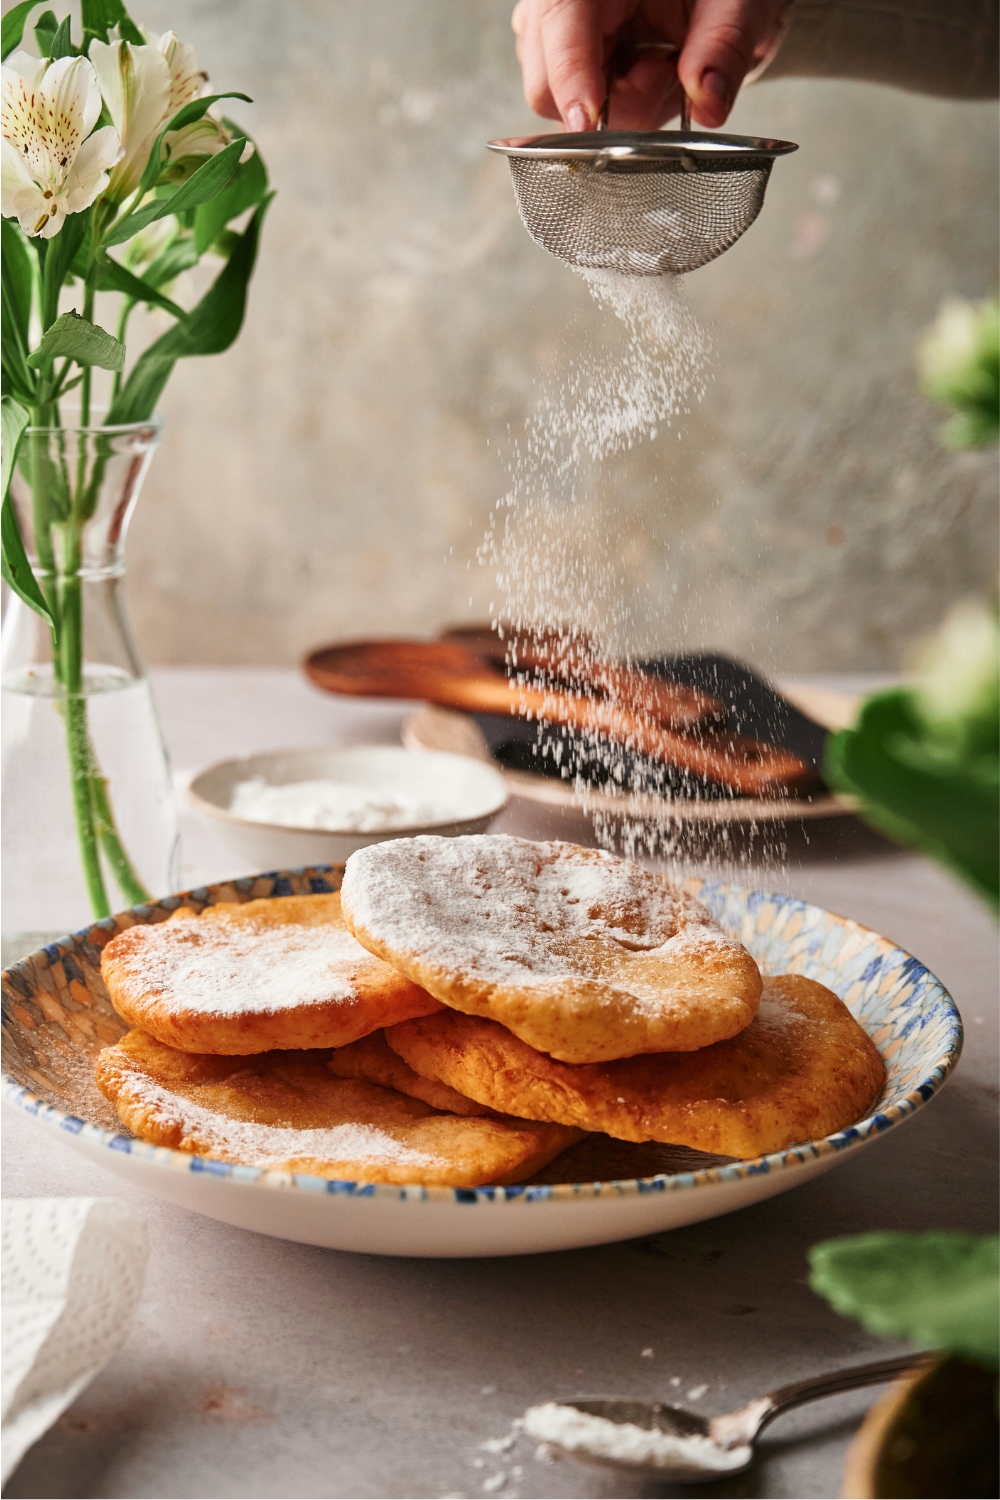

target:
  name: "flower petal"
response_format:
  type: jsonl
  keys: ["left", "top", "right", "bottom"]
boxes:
{"left": 156, "top": 31, "right": 204, "bottom": 114}
{"left": 64, "top": 123, "right": 123, "bottom": 212}
{"left": 1, "top": 133, "right": 34, "bottom": 218}
{"left": 11, "top": 178, "right": 60, "bottom": 237}
{"left": 37, "top": 55, "right": 104, "bottom": 166}
{"left": 2, "top": 51, "right": 48, "bottom": 90}
{"left": 90, "top": 39, "right": 171, "bottom": 201}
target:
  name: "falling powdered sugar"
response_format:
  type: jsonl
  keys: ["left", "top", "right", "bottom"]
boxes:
{"left": 522, "top": 1402, "right": 750, "bottom": 1475}
{"left": 478, "top": 270, "right": 724, "bottom": 860}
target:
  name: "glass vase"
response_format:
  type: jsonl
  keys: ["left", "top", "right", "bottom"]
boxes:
{"left": 2, "top": 420, "right": 180, "bottom": 933}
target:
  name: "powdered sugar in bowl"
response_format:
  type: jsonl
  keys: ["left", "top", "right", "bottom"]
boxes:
{"left": 188, "top": 746, "right": 509, "bottom": 866}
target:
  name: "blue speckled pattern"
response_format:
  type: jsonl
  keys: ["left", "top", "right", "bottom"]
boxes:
{"left": 1, "top": 865, "right": 962, "bottom": 1205}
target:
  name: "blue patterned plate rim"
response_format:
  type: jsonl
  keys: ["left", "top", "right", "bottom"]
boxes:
{"left": 1, "top": 867, "right": 963, "bottom": 1206}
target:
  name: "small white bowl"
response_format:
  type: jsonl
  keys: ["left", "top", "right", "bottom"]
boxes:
{"left": 187, "top": 745, "right": 509, "bottom": 866}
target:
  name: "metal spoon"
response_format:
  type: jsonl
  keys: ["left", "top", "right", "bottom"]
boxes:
{"left": 523, "top": 1352, "right": 934, "bottom": 1482}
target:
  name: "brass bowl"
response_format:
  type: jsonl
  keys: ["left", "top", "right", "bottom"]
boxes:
{"left": 842, "top": 1356, "right": 999, "bottom": 1499}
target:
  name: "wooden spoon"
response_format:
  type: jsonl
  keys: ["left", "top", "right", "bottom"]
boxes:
{"left": 303, "top": 640, "right": 817, "bottom": 795}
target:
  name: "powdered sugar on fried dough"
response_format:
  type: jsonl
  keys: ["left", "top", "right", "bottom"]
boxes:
{"left": 118, "top": 1074, "right": 446, "bottom": 1172}
{"left": 342, "top": 835, "right": 761, "bottom": 1064}
{"left": 105, "top": 921, "right": 369, "bottom": 1017}
{"left": 342, "top": 835, "right": 722, "bottom": 994}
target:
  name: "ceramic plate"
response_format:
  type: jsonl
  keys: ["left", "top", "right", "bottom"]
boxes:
{"left": 2, "top": 866, "right": 960, "bottom": 1259}
{"left": 188, "top": 745, "right": 509, "bottom": 866}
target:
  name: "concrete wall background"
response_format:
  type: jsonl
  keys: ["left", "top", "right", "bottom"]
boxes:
{"left": 117, "top": 0, "right": 997, "bottom": 671}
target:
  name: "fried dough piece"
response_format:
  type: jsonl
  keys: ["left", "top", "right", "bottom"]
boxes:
{"left": 386, "top": 975, "right": 886, "bottom": 1159}
{"left": 101, "top": 893, "right": 441, "bottom": 1056}
{"left": 341, "top": 836, "right": 761, "bottom": 1063}
{"left": 95, "top": 1030, "right": 582, "bottom": 1186}
{"left": 327, "top": 1030, "right": 502, "bottom": 1117}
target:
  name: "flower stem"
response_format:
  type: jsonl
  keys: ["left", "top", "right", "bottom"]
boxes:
{"left": 90, "top": 772, "right": 153, "bottom": 905}
{"left": 58, "top": 567, "right": 111, "bottom": 919}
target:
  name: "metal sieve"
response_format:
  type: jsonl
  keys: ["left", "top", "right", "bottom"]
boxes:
{"left": 488, "top": 42, "right": 797, "bottom": 276}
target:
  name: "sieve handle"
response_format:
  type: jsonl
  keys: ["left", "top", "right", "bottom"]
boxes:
{"left": 598, "top": 39, "right": 690, "bottom": 132}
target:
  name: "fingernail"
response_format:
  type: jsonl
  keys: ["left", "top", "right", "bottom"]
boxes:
{"left": 701, "top": 69, "right": 730, "bottom": 106}
{"left": 565, "top": 104, "right": 590, "bottom": 133}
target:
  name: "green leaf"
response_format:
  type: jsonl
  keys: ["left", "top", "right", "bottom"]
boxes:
{"left": 33, "top": 9, "right": 57, "bottom": 54}
{"left": 1, "top": 218, "right": 36, "bottom": 391}
{"left": 49, "top": 12, "right": 73, "bottom": 57}
{"left": 107, "top": 195, "right": 271, "bottom": 424}
{"left": 826, "top": 689, "right": 1000, "bottom": 909}
{"left": 809, "top": 1233, "right": 1000, "bottom": 1370}
{"left": 1, "top": 394, "right": 29, "bottom": 500}
{"left": 96, "top": 258, "right": 185, "bottom": 319}
{"left": 1, "top": 396, "right": 56, "bottom": 630}
{"left": 28, "top": 310, "right": 126, "bottom": 373}
{"left": 194, "top": 146, "right": 267, "bottom": 254}
{"left": 80, "top": 0, "right": 143, "bottom": 47}
{"left": 40, "top": 210, "right": 90, "bottom": 328}
{"left": 103, "top": 139, "right": 245, "bottom": 249}
{"left": 142, "top": 235, "right": 200, "bottom": 290}
{"left": 2, "top": 0, "right": 43, "bottom": 59}
{"left": 135, "top": 92, "right": 252, "bottom": 200}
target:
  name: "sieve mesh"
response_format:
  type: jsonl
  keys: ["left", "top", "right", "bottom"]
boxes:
{"left": 507, "top": 155, "right": 774, "bottom": 276}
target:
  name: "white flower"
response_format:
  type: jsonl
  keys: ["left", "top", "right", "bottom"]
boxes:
{"left": 91, "top": 31, "right": 232, "bottom": 200}
{"left": 1, "top": 51, "right": 122, "bottom": 238}
{"left": 89, "top": 37, "right": 170, "bottom": 202}
{"left": 915, "top": 598, "right": 999, "bottom": 740}
{"left": 153, "top": 31, "right": 235, "bottom": 180}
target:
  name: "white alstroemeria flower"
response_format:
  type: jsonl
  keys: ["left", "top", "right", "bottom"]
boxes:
{"left": 92, "top": 31, "right": 235, "bottom": 200}
{"left": 90, "top": 37, "right": 170, "bottom": 202}
{"left": 152, "top": 31, "right": 236, "bottom": 180}
{"left": 1, "top": 51, "right": 122, "bottom": 238}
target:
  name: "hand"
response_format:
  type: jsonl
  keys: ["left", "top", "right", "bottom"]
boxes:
{"left": 511, "top": 0, "right": 787, "bottom": 131}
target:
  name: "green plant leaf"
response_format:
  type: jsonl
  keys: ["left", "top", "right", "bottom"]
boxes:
{"left": 96, "top": 258, "right": 185, "bottom": 319}
{"left": 826, "top": 689, "right": 1000, "bottom": 909}
{"left": 193, "top": 146, "right": 267, "bottom": 254}
{"left": 80, "top": 0, "right": 143, "bottom": 47}
{"left": 809, "top": 1233, "right": 1000, "bottom": 1370}
{"left": 142, "top": 235, "right": 200, "bottom": 290}
{"left": 1, "top": 396, "right": 56, "bottom": 630}
{"left": 48, "top": 12, "right": 73, "bottom": 57}
{"left": 40, "top": 210, "right": 90, "bottom": 328}
{"left": 107, "top": 195, "right": 271, "bottom": 424}
{"left": 33, "top": 9, "right": 57, "bottom": 54}
{"left": 2, "top": 0, "right": 43, "bottom": 59}
{"left": 134, "top": 92, "right": 252, "bottom": 200}
{"left": 28, "top": 310, "right": 126, "bottom": 373}
{"left": 103, "top": 138, "right": 245, "bottom": 249}
{"left": 1, "top": 394, "right": 29, "bottom": 499}
{"left": 1, "top": 219, "right": 36, "bottom": 396}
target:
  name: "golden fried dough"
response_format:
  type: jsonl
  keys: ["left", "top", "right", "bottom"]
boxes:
{"left": 101, "top": 893, "right": 441, "bottom": 1056}
{"left": 341, "top": 836, "right": 761, "bottom": 1063}
{"left": 327, "top": 1030, "right": 502, "bottom": 1117}
{"left": 95, "top": 1029, "right": 582, "bottom": 1186}
{"left": 386, "top": 975, "right": 886, "bottom": 1158}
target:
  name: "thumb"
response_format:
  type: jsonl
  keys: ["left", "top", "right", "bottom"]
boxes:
{"left": 677, "top": 0, "right": 762, "bottom": 128}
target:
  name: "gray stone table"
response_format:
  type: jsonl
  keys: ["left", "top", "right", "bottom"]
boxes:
{"left": 3, "top": 670, "right": 997, "bottom": 1500}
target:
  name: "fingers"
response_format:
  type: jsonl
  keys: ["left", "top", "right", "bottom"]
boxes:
{"left": 513, "top": 0, "right": 562, "bottom": 120}
{"left": 678, "top": 0, "right": 784, "bottom": 126}
{"left": 606, "top": 51, "right": 680, "bottom": 129}
{"left": 538, "top": 0, "right": 608, "bottom": 131}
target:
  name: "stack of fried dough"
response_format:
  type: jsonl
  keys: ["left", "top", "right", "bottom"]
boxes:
{"left": 95, "top": 836, "right": 885, "bottom": 1188}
